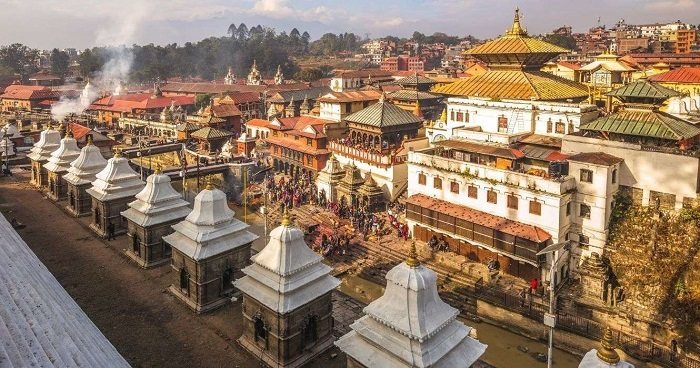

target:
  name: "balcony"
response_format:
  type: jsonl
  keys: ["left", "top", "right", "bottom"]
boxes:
{"left": 408, "top": 148, "right": 576, "bottom": 195}
{"left": 329, "top": 141, "right": 394, "bottom": 167}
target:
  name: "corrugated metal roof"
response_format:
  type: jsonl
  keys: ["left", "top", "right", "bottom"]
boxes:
{"left": 395, "top": 75, "right": 436, "bottom": 86}
{"left": 607, "top": 80, "right": 680, "bottom": 100}
{"left": 191, "top": 126, "right": 234, "bottom": 139}
{"left": 388, "top": 89, "right": 443, "bottom": 101}
{"left": 649, "top": 67, "right": 700, "bottom": 83}
{"left": 436, "top": 139, "right": 525, "bottom": 160}
{"left": 344, "top": 100, "right": 423, "bottom": 128}
{"left": 433, "top": 70, "right": 588, "bottom": 101}
{"left": 580, "top": 106, "right": 700, "bottom": 140}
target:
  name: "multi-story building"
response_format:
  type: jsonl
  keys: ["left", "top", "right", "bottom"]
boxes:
{"left": 317, "top": 90, "right": 381, "bottom": 122}
{"left": 380, "top": 56, "right": 424, "bottom": 72}
{"left": 329, "top": 70, "right": 393, "bottom": 92}
{"left": 0, "top": 85, "right": 58, "bottom": 112}
{"left": 579, "top": 52, "right": 637, "bottom": 107}
{"left": 87, "top": 87, "right": 194, "bottom": 127}
{"left": 216, "top": 92, "right": 264, "bottom": 121}
{"left": 649, "top": 66, "right": 700, "bottom": 98}
{"left": 675, "top": 29, "right": 697, "bottom": 54}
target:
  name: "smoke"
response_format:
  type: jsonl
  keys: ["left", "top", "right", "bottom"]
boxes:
{"left": 51, "top": 3, "right": 149, "bottom": 122}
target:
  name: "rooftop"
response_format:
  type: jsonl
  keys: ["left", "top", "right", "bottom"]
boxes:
{"left": 344, "top": 95, "right": 423, "bottom": 128}
{"left": 607, "top": 79, "right": 680, "bottom": 101}
{"left": 580, "top": 105, "right": 700, "bottom": 141}
{"left": 567, "top": 152, "right": 624, "bottom": 166}
{"left": 649, "top": 67, "right": 700, "bottom": 84}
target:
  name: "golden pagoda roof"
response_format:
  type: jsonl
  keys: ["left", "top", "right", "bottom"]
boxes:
{"left": 434, "top": 70, "right": 589, "bottom": 101}
{"left": 467, "top": 9, "right": 568, "bottom": 66}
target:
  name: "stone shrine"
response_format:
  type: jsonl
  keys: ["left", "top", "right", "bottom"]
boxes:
{"left": 44, "top": 129, "right": 81, "bottom": 201}
{"left": 234, "top": 211, "right": 340, "bottom": 368}
{"left": 164, "top": 181, "right": 258, "bottom": 313}
{"left": 27, "top": 125, "right": 61, "bottom": 188}
{"left": 86, "top": 151, "right": 145, "bottom": 238}
{"left": 336, "top": 242, "right": 487, "bottom": 367}
{"left": 316, "top": 153, "right": 345, "bottom": 203}
{"left": 64, "top": 135, "right": 108, "bottom": 217}
{"left": 121, "top": 167, "right": 191, "bottom": 268}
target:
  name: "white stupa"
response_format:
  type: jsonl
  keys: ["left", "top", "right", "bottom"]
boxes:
{"left": 44, "top": 129, "right": 81, "bottom": 175}
{"left": 80, "top": 79, "right": 96, "bottom": 107}
{"left": 163, "top": 182, "right": 258, "bottom": 261}
{"left": 336, "top": 242, "right": 487, "bottom": 367}
{"left": 121, "top": 167, "right": 191, "bottom": 229}
{"left": 234, "top": 210, "right": 341, "bottom": 314}
{"left": 0, "top": 137, "right": 15, "bottom": 158}
{"left": 2, "top": 122, "right": 23, "bottom": 139}
{"left": 86, "top": 151, "right": 145, "bottom": 202}
{"left": 27, "top": 125, "right": 61, "bottom": 162}
{"left": 579, "top": 327, "right": 634, "bottom": 368}
{"left": 64, "top": 135, "right": 108, "bottom": 187}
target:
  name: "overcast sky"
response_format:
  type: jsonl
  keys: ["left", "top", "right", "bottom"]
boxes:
{"left": 2, "top": 0, "right": 699, "bottom": 49}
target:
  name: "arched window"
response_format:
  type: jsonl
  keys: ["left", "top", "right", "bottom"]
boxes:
{"left": 179, "top": 267, "right": 190, "bottom": 294}
{"left": 254, "top": 317, "right": 268, "bottom": 348}
{"left": 221, "top": 267, "right": 233, "bottom": 292}
{"left": 132, "top": 234, "right": 140, "bottom": 254}
{"left": 302, "top": 315, "right": 318, "bottom": 349}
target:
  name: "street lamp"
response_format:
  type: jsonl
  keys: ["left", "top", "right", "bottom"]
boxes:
{"left": 536, "top": 240, "right": 571, "bottom": 368}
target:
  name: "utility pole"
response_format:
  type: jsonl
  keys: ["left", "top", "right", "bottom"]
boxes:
{"left": 536, "top": 241, "right": 570, "bottom": 368}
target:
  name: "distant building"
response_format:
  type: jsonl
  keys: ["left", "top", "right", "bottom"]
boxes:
{"left": 0, "top": 85, "right": 58, "bottom": 112}
{"left": 317, "top": 90, "right": 382, "bottom": 122}
{"left": 27, "top": 71, "right": 63, "bottom": 87}
{"left": 380, "top": 55, "right": 425, "bottom": 72}
{"left": 87, "top": 87, "right": 194, "bottom": 128}
{"left": 329, "top": 70, "right": 393, "bottom": 92}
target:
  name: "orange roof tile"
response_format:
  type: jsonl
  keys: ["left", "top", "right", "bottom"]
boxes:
{"left": 649, "top": 67, "right": 700, "bottom": 84}
{"left": 407, "top": 194, "right": 551, "bottom": 243}
{"left": 245, "top": 118, "right": 271, "bottom": 128}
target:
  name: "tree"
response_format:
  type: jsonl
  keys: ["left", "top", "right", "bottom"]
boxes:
{"left": 77, "top": 48, "right": 102, "bottom": 78}
{"left": 50, "top": 48, "right": 70, "bottom": 77}
{"left": 237, "top": 23, "right": 248, "bottom": 40}
{"left": 227, "top": 23, "right": 238, "bottom": 38}
{"left": 0, "top": 43, "right": 39, "bottom": 78}
{"left": 195, "top": 93, "right": 213, "bottom": 109}
{"left": 543, "top": 34, "right": 577, "bottom": 50}
{"left": 294, "top": 68, "right": 324, "bottom": 82}
{"left": 412, "top": 31, "right": 426, "bottom": 44}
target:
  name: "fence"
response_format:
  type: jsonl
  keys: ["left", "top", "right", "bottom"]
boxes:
{"left": 474, "top": 278, "right": 700, "bottom": 368}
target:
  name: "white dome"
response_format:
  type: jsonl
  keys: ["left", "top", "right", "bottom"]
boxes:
{"left": 44, "top": 135, "right": 81, "bottom": 173}
{"left": 86, "top": 154, "right": 145, "bottom": 202}
{"left": 121, "top": 171, "right": 191, "bottom": 227}
{"left": 64, "top": 142, "right": 108, "bottom": 186}
{"left": 185, "top": 186, "right": 234, "bottom": 226}
{"left": 28, "top": 128, "right": 61, "bottom": 162}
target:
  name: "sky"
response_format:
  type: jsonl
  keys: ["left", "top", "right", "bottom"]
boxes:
{"left": 2, "top": 0, "right": 699, "bottom": 50}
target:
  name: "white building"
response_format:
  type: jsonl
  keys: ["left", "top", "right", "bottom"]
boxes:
{"left": 43, "top": 129, "right": 81, "bottom": 201}
{"left": 336, "top": 243, "right": 487, "bottom": 367}
{"left": 64, "top": 135, "right": 108, "bottom": 217}
{"left": 28, "top": 125, "right": 61, "bottom": 187}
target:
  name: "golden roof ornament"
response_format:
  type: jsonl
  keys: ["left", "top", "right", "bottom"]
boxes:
{"left": 205, "top": 176, "right": 215, "bottom": 190}
{"left": 113, "top": 148, "right": 122, "bottom": 158}
{"left": 406, "top": 240, "right": 420, "bottom": 268}
{"left": 65, "top": 126, "right": 73, "bottom": 138}
{"left": 439, "top": 107, "right": 447, "bottom": 122}
{"left": 505, "top": 7, "right": 527, "bottom": 36}
{"left": 154, "top": 163, "right": 163, "bottom": 175}
{"left": 281, "top": 207, "right": 291, "bottom": 226}
{"left": 596, "top": 327, "right": 620, "bottom": 364}
{"left": 86, "top": 134, "right": 94, "bottom": 145}
{"left": 379, "top": 91, "right": 386, "bottom": 103}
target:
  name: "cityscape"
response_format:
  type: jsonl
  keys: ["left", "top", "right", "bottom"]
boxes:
{"left": 1, "top": 2, "right": 700, "bottom": 367}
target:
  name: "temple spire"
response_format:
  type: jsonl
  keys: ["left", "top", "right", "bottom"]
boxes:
{"left": 506, "top": 7, "right": 526, "bottom": 36}
{"left": 86, "top": 134, "right": 94, "bottom": 145}
{"left": 281, "top": 207, "right": 291, "bottom": 226}
{"left": 406, "top": 240, "right": 420, "bottom": 267}
{"left": 596, "top": 327, "right": 620, "bottom": 364}
{"left": 205, "top": 176, "right": 214, "bottom": 190}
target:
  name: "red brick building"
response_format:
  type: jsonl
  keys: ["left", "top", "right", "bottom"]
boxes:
{"left": 380, "top": 56, "right": 425, "bottom": 72}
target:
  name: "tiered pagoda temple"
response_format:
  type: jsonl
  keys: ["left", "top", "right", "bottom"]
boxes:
{"left": 234, "top": 211, "right": 340, "bottom": 368}
{"left": 64, "top": 135, "right": 108, "bottom": 217}
{"left": 43, "top": 129, "right": 81, "bottom": 201}
{"left": 164, "top": 181, "right": 258, "bottom": 313}
{"left": 388, "top": 74, "right": 443, "bottom": 120}
{"left": 121, "top": 167, "right": 191, "bottom": 268}
{"left": 86, "top": 151, "right": 145, "bottom": 238}
{"left": 336, "top": 162, "right": 365, "bottom": 207}
{"left": 336, "top": 242, "right": 487, "bottom": 367}
{"left": 27, "top": 125, "right": 61, "bottom": 188}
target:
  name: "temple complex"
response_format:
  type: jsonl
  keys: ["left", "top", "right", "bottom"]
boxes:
{"left": 164, "top": 181, "right": 258, "bottom": 313}
{"left": 247, "top": 60, "right": 263, "bottom": 86}
{"left": 86, "top": 151, "right": 145, "bottom": 238}
{"left": 579, "top": 327, "right": 634, "bottom": 368}
{"left": 43, "top": 129, "right": 81, "bottom": 201}
{"left": 121, "top": 167, "right": 191, "bottom": 268}
{"left": 64, "top": 135, "right": 108, "bottom": 217}
{"left": 316, "top": 153, "right": 347, "bottom": 203}
{"left": 336, "top": 242, "right": 487, "bottom": 367}
{"left": 27, "top": 125, "right": 61, "bottom": 188}
{"left": 234, "top": 211, "right": 340, "bottom": 368}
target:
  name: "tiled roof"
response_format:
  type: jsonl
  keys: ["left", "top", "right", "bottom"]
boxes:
{"left": 468, "top": 36, "right": 568, "bottom": 56}
{"left": 607, "top": 80, "right": 680, "bottom": 100}
{"left": 88, "top": 93, "right": 194, "bottom": 113}
{"left": 191, "top": 126, "right": 233, "bottom": 140}
{"left": 176, "top": 122, "right": 200, "bottom": 131}
{"left": 245, "top": 118, "right": 271, "bottom": 128}
{"left": 557, "top": 61, "right": 581, "bottom": 70}
{"left": 580, "top": 106, "right": 700, "bottom": 140}
{"left": 211, "top": 103, "right": 241, "bottom": 117}
{"left": 162, "top": 82, "right": 265, "bottom": 94}
{"left": 28, "top": 72, "right": 61, "bottom": 81}
{"left": 0, "top": 85, "right": 58, "bottom": 100}
{"left": 318, "top": 90, "right": 382, "bottom": 103}
{"left": 407, "top": 194, "right": 551, "bottom": 243}
{"left": 266, "top": 86, "right": 331, "bottom": 103}
{"left": 344, "top": 99, "right": 423, "bottom": 128}
{"left": 395, "top": 74, "right": 436, "bottom": 86}
{"left": 649, "top": 67, "right": 700, "bottom": 83}
{"left": 568, "top": 152, "right": 623, "bottom": 166}
{"left": 433, "top": 70, "right": 588, "bottom": 101}
{"left": 436, "top": 139, "right": 525, "bottom": 160}
{"left": 221, "top": 91, "right": 261, "bottom": 104}
{"left": 579, "top": 59, "right": 636, "bottom": 72}
{"left": 266, "top": 136, "right": 330, "bottom": 156}
{"left": 388, "top": 89, "right": 443, "bottom": 101}
{"left": 335, "top": 69, "right": 393, "bottom": 78}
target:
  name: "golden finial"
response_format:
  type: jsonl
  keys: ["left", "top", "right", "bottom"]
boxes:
{"left": 596, "top": 327, "right": 620, "bottom": 364}
{"left": 439, "top": 107, "right": 447, "bottom": 122}
{"left": 86, "top": 134, "right": 94, "bottom": 145}
{"left": 113, "top": 148, "right": 122, "bottom": 158}
{"left": 65, "top": 126, "right": 73, "bottom": 138}
{"left": 506, "top": 7, "right": 526, "bottom": 36}
{"left": 205, "top": 176, "right": 215, "bottom": 190}
{"left": 281, "top": 207, "right": 291, "bottom": 226}
{"left": 154, "top": 163, "right": 163, "bottom": 175}
{"left": 406, "top": 240, "right": 420, "bottom": 267}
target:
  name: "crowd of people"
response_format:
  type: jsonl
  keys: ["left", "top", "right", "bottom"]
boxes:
{"left": 263, "top": 171, "right": 317, "bottom": 209}
{"left": 316, "top": 233, "right": 352, "bottom": 257}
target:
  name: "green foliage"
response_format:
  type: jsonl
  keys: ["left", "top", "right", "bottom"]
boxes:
{"left": 195, "top": 93, "right": 213, "bottom": 109}
{"left": 309, "top": 32, "right": 362, "bottom": 56}
{"left": 542, "top": 34, "right": 577, "bottom": 50}
{"left": 294, "top": 68, "right": 324, "bottom": 82}
{"left": 50, "top": 48, "right": 70, "bottom": 77}
{"left": 0, "top": 43, "right": 39, "bottom": 78}
{"left": 78, "top": 48, "right": 103, "bottom": 78}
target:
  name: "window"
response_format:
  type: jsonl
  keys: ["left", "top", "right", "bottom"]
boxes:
{"left": 456, "top": 112, "right": 464, "bottom": 121}
{"left": 463, "top": 112, "right": 469, "bottom": 123}
{"left": 555, "top": 121, "right": 565, "bottom": 134}
{"left": 498, "top": 116, "right": 508, "bottom": 132}
{"left": 450, "top": 181, "right": 459, "bottom": 194}
{"left": 221, "top": 267, "right": 233, "bottom": 291}
{"left": 433, "top": 177, "right": 442, "bottom": 189}
{"left": 487, "top": 190, "right": 497, "bottom": 204}
{"left": 566, "top": 202, "right": 571, "bottom": 216}
{"left": 254, "top": 317, "right": 267, "bottom": 345}
{"left": 580, "top": 204, "right": 591, "bottom": 219}
{"left": 611, "top": 169, "right": 617, "bottom": 184}
{"left": 345, "top": 103, "right": 352, "bottom": 113}
{"left": 468, "top": 185, "right": 478, "bottom": 199}
{"left": 507, "top": 195, "right": 519, "bottom": 209}
{"left": 450, "top": 110, "right": 455, "bottom": 121}
{"left": 529, "top": 200, "right": 542, "bottom": 215}
{"left": 306, "top": 138, "right": 312, "bottom": 146}
{"left": 579, "top": 234, "right": 590, "bottom": 245}
{"left": 546, "top": 119, "right": 553, "bottom": 133}
{"left": 418, "top": 173, "right": 426, "bottom": 185}
{"left": 568, "top": 122, "right": 574, "bottom": 133}
{"left": 179, "top": 267, "right": 189, "bottom": 294}
{"left": 580, "top": 169, "right": 593, "bottom": 183}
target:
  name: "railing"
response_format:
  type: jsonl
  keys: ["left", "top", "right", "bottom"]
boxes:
{"left": 473, "top": 278, "right": 700, "bottom": 368}
{"left": 328, "top": 141, "right": 392, "bottom": 167}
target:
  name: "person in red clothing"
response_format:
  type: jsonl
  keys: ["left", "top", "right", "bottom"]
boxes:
{"left": 530, "top": 278, "right": 538, "bottom": 294}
